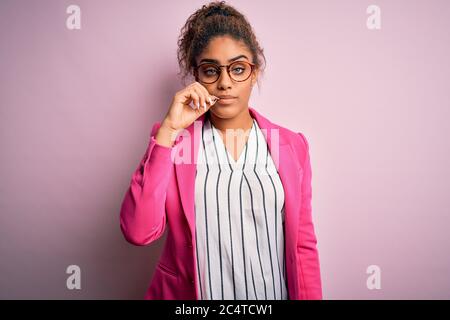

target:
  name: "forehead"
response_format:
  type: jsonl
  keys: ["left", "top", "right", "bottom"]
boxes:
{"left": 197, "top": 36, "right": 251, "bottom": 64}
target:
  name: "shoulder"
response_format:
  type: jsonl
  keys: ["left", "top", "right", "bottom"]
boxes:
{"left": 264, "top": 118, "right": 311, "bottom": 171}
{"left": 268, "top": 118, "right": 310, "bottom": 153}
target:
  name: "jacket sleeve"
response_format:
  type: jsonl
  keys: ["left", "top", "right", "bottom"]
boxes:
{"left": 119, "top": 122, "right": 175, "bottom": 246}
{"left": 297, "top": 132, "right": 323, "bottom": 299}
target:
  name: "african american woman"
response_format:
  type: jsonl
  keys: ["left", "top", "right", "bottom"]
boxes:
{"left": 119, "top": 1, "right": 323, "bottom": 300}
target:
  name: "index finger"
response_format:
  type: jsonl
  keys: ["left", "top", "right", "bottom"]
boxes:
{"left": 195, "top": 82, "right": 217, "bottom": 100}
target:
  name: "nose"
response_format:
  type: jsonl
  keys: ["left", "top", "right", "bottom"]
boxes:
{"left": 216, "top": 67, "right": 233, "bottom": 90}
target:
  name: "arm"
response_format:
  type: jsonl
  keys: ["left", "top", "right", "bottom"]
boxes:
{"left": 119, "top": 122, "right": 177, "bottom": 246}
{"left": 297, "top": 132, "right": 323, "bottom": 299}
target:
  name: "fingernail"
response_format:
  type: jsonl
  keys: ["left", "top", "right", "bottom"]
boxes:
{"left": 208, "top": 97, "right": 212, "bottom": 105}
{"left": 210, "top": 97, "right": 219, "bottom": 105}
{"left": 197, "top": 102, "right": 200, "bottom": 109}
{"left": 203, "top": 102, "right": 207, "bottom": 111}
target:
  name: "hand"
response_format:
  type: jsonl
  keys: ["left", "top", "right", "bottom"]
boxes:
{"left": 161, "top": 81, "right": 219, "bottom": 133}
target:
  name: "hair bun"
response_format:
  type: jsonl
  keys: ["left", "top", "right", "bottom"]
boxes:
{"left": 205, "top": 2, "right": 231, "bottom": 17}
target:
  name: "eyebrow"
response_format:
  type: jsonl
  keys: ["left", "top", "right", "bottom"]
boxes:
{"left": 199, "top": 54, "right": 249, "bottom": 64}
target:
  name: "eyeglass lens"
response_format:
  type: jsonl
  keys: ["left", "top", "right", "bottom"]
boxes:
{"left": 197, "top": 61, "right": 252, "bottom": 83}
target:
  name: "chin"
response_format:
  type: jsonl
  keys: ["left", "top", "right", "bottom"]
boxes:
{"left": 209, "top": 104, "right": 240, "bottom": 118}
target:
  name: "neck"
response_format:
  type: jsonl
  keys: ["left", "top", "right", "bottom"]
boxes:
{"left": 208, "top": 107, "right": 253, "bottom": 134}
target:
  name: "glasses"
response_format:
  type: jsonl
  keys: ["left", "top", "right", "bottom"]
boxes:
{"left": 194, "top": 61, "right": 256, "bottom": 84}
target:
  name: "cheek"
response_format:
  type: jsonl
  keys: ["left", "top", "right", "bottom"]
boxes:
{"left": 204, "top": 84, "right": 215, "bottom": 93}
{"left": 238, "top": 85, "right": 253, "bottom": 99}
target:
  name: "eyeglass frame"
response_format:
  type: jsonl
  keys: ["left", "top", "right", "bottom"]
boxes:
{"left": 194, "top": 61, "right": 256, "bottom": 84}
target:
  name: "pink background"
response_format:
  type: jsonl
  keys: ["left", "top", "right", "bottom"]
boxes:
{"left": 1, "top": 0, "right": 449, "bottom": 299}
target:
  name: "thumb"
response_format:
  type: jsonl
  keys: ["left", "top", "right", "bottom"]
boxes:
{"left": 204, "top": 96, "right": 220, "bottom": 111}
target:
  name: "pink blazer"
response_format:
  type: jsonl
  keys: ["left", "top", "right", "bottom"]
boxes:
{"left": 119, "top": 107, "right": 323, "bottom": 300}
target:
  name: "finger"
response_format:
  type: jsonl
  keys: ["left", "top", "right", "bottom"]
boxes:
{"left": 208, "top": 96, "right": 220, "bottom": 105}
{"left": 195, "top": 82, "right": 211, "bottom": 99}
{"left": 192, "top": 86, "right": 208, "bottom": 111}
{"left": 195, "top": 83, "right": 218, "bottom": 109}
{"left": 188, "top": 90, "right": 201, "bottom": 109}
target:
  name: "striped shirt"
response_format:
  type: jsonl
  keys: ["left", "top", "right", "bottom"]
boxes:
{"left": 194, "top": 113, "right": 288, "bottom": 300}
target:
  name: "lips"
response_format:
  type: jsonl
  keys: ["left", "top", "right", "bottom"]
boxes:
{"left": 216, "top": 95, "right": 237, "bottom": 105}
{"left": 217, "top": 95, "right": 237, "bottom": 99}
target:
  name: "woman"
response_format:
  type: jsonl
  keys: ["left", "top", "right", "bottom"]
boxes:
{"left": 119, "top": 1, "right": 322, "bottom": 300}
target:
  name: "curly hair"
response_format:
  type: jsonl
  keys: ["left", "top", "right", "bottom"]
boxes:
{"left": 177, "top": 1, "right": 266, "bottom": 89}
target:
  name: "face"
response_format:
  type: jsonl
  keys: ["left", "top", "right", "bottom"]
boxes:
{"left": 195, "top": 35, "right": 259, "bottom": 119}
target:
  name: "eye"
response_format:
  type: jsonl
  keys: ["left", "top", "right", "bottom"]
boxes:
{"left": 231, "top": 66, "right": 245, "bottom": 74}
{"left": 205, "top": 68, "right": 218, "bottom": 75}
{"left": 199, "top": 64, "right": 219, "bottom": 76}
